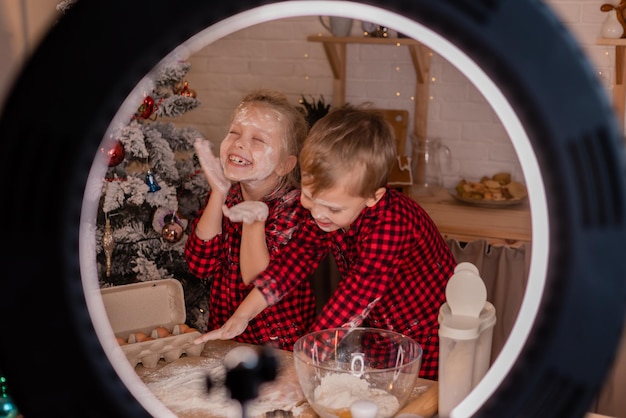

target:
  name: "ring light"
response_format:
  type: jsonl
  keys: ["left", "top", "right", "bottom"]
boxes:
{"left": 0, "top": 1, "right": 624, "bottom": 417}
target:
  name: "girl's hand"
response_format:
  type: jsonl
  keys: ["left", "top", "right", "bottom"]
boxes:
{"left": 222, "top": 201, "right": 269, "bottom": 224}
{"left": 194, "top": 138, "right": 231, "bottom": 195}
{"left": 193, "top": 315, "right": 249, "bottom": 345}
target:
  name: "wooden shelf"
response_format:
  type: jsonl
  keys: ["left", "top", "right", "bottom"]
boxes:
{"left": 307, "top": 35, "right": 431, "bottom": 139}
{"left": 597, "top": 38, "right": 626, "bottom": 130}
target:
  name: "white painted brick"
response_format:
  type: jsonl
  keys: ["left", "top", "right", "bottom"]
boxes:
{"left": 441, "top": 102, "right": 495, "bottom": 123}
{"left": 549, "top": 2, "right": 582, "bottom": 24}
{"left": 489, "top": 142, "right": 519, "bottom": 162}
{"left": 250, "top": 60, "right": 295, "bottom": 77}
{"left": 169, "top": 3, "right": 620, "bottom": 186}
{"left": 583, "top": 3, "right": 608, "bottom": 24}
{"left": 431, "top": 83, "right": 470, "bottom": 103}
{"left": 206, "top": 58, "right": 250, "bottom": 75}
{"left": 462, "top": 123, "right": 509, "bottom": 144}
{"left": 426, "top": 121, "right": 462, "bottom": 141}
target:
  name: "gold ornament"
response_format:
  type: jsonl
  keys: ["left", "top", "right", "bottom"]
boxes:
{"left": 162, "top": 218, "right": 184, "bottom": 243}
{"left": 178, "top": 80, "right": 197, "bottom": 98}
{"left": 103, "top": 217, "right": 115, "bottom": 277}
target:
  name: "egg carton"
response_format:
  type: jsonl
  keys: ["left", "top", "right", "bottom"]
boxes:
{"left": 100, "top": 279, "right": 205, "bottom": 368}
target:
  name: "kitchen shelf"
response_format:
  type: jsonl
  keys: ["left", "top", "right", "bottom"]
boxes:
{"left": 597, "top": 38, "right": 626, "bottom": 130}
{"left": 307, "top": 35, "right": 431, "bottom": 139}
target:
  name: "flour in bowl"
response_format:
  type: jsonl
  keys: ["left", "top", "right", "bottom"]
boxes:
{"left": 312, "top": 373, "right": 399, "bottom": 417}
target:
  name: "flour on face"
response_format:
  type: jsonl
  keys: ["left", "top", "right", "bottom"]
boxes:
{"left": 220, "top": 103, "right": 286, "bottom": 184}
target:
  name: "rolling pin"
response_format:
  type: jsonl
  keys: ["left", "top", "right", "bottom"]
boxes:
{"left": 395, "top": 382, "right": 438, "bottom": 418}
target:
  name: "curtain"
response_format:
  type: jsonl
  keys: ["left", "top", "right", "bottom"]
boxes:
{"left": 445, "top": 239, "right": 625, "bottom": 417}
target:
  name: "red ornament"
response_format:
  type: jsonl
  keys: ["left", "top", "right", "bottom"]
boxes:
{"left": 102, "top": 140, "right": 125, "bottom": 167}
{"left": 136, "top": 96, "right": 155, "bottom": 119}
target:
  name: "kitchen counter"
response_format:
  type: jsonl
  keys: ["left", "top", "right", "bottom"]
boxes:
{"left": 134, "top": 340, "right": 437, "bottom": 418}
{"left": 133, "top": 340, "right": 614, "bottom": 418}
{"left": 410, "top": 188, "right": 532, "bottom": 247}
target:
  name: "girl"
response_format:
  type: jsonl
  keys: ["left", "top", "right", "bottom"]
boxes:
{"left": 185, "top": 89, "right": 327, "bottom": 351}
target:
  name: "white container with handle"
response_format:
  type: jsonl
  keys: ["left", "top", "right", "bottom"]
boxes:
{"left": 438, "top": 263, "right": 497, "bottom": 418}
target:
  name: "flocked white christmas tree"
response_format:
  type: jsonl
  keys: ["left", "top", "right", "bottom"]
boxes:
{"left": 96, "top": 60, "right": 211, "bottom": 331}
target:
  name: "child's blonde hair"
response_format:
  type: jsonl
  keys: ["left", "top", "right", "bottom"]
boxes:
{"left": 300, "top": 103, "right": 397, "bottom": 198}
{"left": 230, "top": 89, "right": 308, "bottom": 189}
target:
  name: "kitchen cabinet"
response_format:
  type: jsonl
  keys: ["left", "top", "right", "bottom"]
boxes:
{"left": 596, "top": 38, "right": 626, "bottom": 131}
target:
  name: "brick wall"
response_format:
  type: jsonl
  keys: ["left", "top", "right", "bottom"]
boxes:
{"left": 168, "top": 0, "right": 616, "bottom": 189}
{"left": 0, "top": 1, "right": 616, "bottom": 187}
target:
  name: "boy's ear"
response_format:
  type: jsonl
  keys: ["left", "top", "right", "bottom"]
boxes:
{"left": 365, "top": 187, "right": 387, "bottom": 207}
{"left": 276, "top": 155, "right": 297, "bottom": 176}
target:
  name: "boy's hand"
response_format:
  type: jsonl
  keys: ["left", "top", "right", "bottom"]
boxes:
{"left": 193, "top": 315, "right": 249, "bottom": 345}
{"left": 222, "top": 201, "right": 269, "bottom": 224}
{"left": 194, "top": 138, "right": 231, "bottom": 195}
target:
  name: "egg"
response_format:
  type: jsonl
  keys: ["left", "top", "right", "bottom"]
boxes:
{"left": 116, "top": 336, "right": 127, "bottom": 346}
{"left": 154, "top": 326, "right": 171, "bottom": 338}
{"left": 184, "top": 327, "right": 198, "bottom": 334}
{"left": 176, "top": 323, "right": 190, "bottom": 334}
{"left": 134, "top": 331, "right": 153, "bottom": 342}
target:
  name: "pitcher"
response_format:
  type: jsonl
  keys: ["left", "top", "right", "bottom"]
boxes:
{"left": 411, "top": 136, "right": 452, "bottom": 197}
{"left": 319, "top": 16, "right": 354, "bottom": 37}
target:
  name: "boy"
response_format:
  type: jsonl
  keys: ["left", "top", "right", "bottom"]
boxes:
{"left": 297, "top": 104, "right": 456, "bottom": 378}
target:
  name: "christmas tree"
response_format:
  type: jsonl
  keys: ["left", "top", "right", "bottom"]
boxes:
{"left": 96, "top": 60, "right": 211, "bottom": 331}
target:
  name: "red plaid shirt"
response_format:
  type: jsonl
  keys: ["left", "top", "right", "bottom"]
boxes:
{"left": 256, "top": 189, "right": 455, "bottom": 379}
{"left": 185, "top": 183, "right": 328, "bottom": 350}
{"left": 321, "top": 189, "right": 455, "bottom": 379}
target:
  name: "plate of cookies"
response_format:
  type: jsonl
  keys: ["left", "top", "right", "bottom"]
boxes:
{"left": 449, "top": 172, "right": 528, "bottom": 208}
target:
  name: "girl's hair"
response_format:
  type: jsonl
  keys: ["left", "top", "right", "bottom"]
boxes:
{"left": 299, "top": 103, "right": 397, "bottom": 198}
{"left": 231, "top": 89, "right": 309, "bottom": 190}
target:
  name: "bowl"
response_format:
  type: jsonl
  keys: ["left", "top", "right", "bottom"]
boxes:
{"left": 293, "top": 327, "right": 422, "bottom": 418}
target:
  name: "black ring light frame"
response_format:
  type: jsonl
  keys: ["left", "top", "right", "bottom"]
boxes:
{"left": 0, "top": 1, "right": 625, "bottom": 417}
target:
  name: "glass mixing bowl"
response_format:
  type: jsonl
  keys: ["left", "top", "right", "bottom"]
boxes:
{"left": 293, "top": 327, "right": 423, "bottom": 418}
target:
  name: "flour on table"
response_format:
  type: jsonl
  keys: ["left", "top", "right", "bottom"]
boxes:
{"left": 145, "top": 357, "right": 304, "bottom": 418}
{"left": 312, "top": 373, "right": 399, "bottom": 418}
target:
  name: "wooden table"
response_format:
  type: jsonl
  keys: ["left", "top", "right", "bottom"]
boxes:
{"left": 134, "top": 340, "right": 616, "bottom": 418}
{"left": 410, "top": 188, "right": 532, "bottom": 247}
{"left": 135, "top": 340, "right": 437, "bottom": 418}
